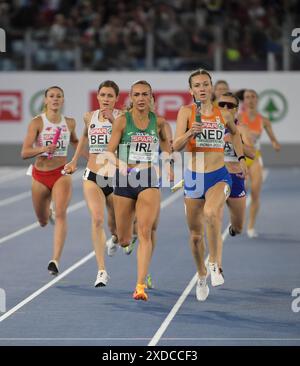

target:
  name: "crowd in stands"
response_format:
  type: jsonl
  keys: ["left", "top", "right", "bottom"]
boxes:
{"left": 0, "top": 0, "right": 299, "bottom": 71}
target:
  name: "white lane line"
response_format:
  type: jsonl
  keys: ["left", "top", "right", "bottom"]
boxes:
{"left": 0, "top": 191, "right": 31, "bottom": 207}
{"left": 0, "top": 169, "right": 27, "bottom": 184}
{"left": 161, "top": 189, "right": 183, "bottom": 209}
{"left": 0, "top": 169, "right": 84, "bottom": 209}
{"left": 0, "top": 252, "right": 95, "bottom": 322}
{"left": 0, "top": 200, "right": 86, "bottom": 246}
{"left": 0, "top": 188, "right": 182, "bottom": 322}
{"left": 0, "top": 222, "right": 41, "bottom": 245}
{"left": 148, "top": 170, "right": 269, "bottom": 346}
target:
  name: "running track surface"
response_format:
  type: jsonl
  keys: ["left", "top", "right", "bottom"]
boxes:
{"left": 0, "top": 166, "right": 299, "bottom": 346}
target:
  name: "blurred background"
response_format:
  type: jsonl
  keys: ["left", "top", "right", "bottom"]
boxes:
{"left": 1, "top": 0, "right": 300, "bottom": 71}
{"left": 0, "top": 0, "right": 299, "bottom": 165}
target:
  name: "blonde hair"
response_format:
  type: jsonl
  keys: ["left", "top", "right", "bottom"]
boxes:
{"left": 125, "top": 80, "right": 154, "bottom": 112}
{"left": 43, "top": 86, "right": 64, "bottom": 112}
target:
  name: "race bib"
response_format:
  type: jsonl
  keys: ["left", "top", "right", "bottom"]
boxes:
{"left": 89, "top": 126, "right": 112, "bottom": 153}
{"left": 195, "top": 119, "right": 225, "bottom": 150}
{"left": 128, "top": 135, "right": 159, "bottom": 163}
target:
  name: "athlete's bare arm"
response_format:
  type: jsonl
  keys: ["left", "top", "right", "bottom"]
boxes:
{"left": 21, "top": 117, "right": 51, "bottom": 159}
{"left": 238, "top": 124, "right": 256, "bottom": 160}
{"left": 157, "top": 117, "right": 171, "bottom": 155}
{"left": 66, "top": 117, "right": 80, "bottom": 148}
{"left": 263, "top": 117, "right": 281, "bottom": 151}
{"left": 173, "top": 106, "right": 196, "bottom": 151}
{"left": 106, "top": 115, "right": 126, "bottom": 171}
{"left": 64, "top": 113, "right": 91, "bottom": 173}
{"left": 223, "top": 110, "right": 248, "bottom": 176}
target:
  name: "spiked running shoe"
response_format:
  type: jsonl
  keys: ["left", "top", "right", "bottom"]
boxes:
{"left": 209, "top": 262, "right": 225, "bottom": 287}
{"left": 123, "top": 235, "right": 137, "bottom": 255}
{"left": 247, "top": 228, "right": 258, "bottom": 238}
{"left": 228, "top": 225, "right": 236, "bottom": 236}
{"left": 196, "top": 276, "right": 209, "bottom": 301}
{"left": 145, "top": 273, "right": 154, "bottom": 289}
{"left": 133, "top": 284, "right": 148, "bottom": 301}
{"left": 48, "top": 260, "right": 59, "bottom": 275}
{"left": 106, "top": 235, "right": 118, "bottom": 257}
{"left": 94, "top": 270, "right": 109, "bottom": 287}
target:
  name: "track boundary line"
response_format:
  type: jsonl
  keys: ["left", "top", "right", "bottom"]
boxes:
{"left": 148, "top": 170, "right": 269, "bottom": 346}
{"left": 0, "top": 189, "right": 183, "bottom": 322}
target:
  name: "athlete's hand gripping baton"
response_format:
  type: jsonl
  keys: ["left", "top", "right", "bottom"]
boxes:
{"left": 47, "top": 127, "right": 61, "bottom": 159}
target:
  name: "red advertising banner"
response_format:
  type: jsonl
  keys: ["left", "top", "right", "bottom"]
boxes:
{"left": 0, "top": 92, "right": 22, "bottom": 122}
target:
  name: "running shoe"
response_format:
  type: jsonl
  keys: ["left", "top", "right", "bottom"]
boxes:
{"left": 247, "top": 228, "right": 258, "bottom": 238}
{"left": 196, "top": 276, "right": 209, "bottom": 301}
{"left": 48, "top": 260, "right": 59, "bottom": 275}
{"left": 123, "top": 235, "right": 137, "bottom": 255}
{"left": 106, "top": 235, "right": 118, "bottom": 257}
{"left": 209, "top": 262, "right": 224, "bottom": 287}
{"left": 133, "top": 284, "right": 148, "bottom": 301}
{"left": 228, "top": 225, "right": 236, "bottom": 237}
{"left": 145, "top": 273, "right": 154, "bottom": 289}
{"left": 49, "top": 201, "right": 55, "bottom": 225}
{"left": 94, "top": 270, "right": 109, "bottom": 287}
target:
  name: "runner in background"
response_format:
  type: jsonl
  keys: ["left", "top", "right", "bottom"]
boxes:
{"left": 239, "top": 89, "right": 281, "bottom": 238}
{"left": 221, "top": 92, "right": 255, "bottom": 238}
{"left": 212, "top": 80, "right": 229, "bottom": 106}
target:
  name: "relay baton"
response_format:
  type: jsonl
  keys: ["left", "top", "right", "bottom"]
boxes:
{"left": 171, "top": 179, "right": 184, "bottom": 193}
{"left": 60, "top": 169, "right": 72, "bottom": 176}
{"left": 47, "top": 127, "right": 61, "bottom": 159}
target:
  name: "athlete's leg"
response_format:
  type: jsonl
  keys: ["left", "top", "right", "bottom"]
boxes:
{"left": 248, "top": 159, "right": 263, "bottom": 232}
{"left": 105, "top": 193, "right": 117, "bottom": 238}
{"left": 184, "top": 197, "right": 206, "bottom": 277}
{"left": 135, "top": 188, "right": 160, "bottom": 285}
{"left": 113, "top": 195, "right": 136, "bottom": 247}
{"left": 83, "top": 180, "right": 106, "bottom": 271}
{"left": 51, "top": 175, "right": 72, "bottom": 262}
{"left": 204, "top": 182, "right": 229, "bottom": 264}
{"left": 31, "top": 179, "right": 52, "bottom": 227}
{"left": 227, "top": 196, "right": 246, "bottom": 234}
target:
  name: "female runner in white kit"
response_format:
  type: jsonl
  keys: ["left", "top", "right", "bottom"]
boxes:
{"left": 21, "top": 86, "right": 79, "bottom": 275}
{"left": 64, "top": 80, "right": 121, "bottom": 287}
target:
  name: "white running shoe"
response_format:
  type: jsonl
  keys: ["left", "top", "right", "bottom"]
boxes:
{"left": 196, "top": 276, "right": 209, "bottom": 301}
{"left": 94, "top": 270, "right": 109, "bottom": 287}
{"left": 106, "top": 235, "right": 118, "bottom": 257}
{"left": 247, "top": 228, "right": 258, "bottom": 238}
{"left": 49, "top": 201, "right": 55, "bottom": 225}
{"left": 48, "top": 260, "right": 59, "bottom": 275}
{"left": 209, "top": 262, "right": 224, "bottom": 287}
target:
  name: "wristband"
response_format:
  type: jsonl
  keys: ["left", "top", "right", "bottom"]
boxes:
{"left": 238, "top": 155, "right": 246, "bottom": 162}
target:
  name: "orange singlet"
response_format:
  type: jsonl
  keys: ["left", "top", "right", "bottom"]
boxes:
{"left": 240, "top": 111, "right": 263, "bottom": 136}
{"left": 240, "top": 111, "right": 264, "bottom": 165}
{"left": 186, "top": 105, "right": 226, "bottom": 153}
